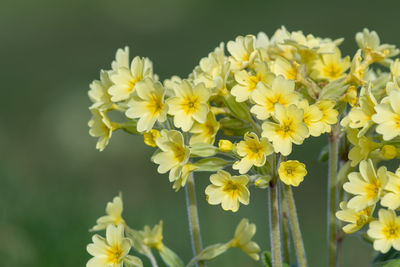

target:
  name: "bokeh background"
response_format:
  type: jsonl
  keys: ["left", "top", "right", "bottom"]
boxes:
{"left": 2, "top": 0, "right": 400, "bottom": 266}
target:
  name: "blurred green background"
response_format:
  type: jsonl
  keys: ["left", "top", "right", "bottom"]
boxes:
{"left": 2, "top": 0, "right": 400, "bottom": 266}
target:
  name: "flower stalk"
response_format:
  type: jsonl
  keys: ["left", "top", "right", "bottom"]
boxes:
{"left": 185, "top": 173, "right": 205, "bottom": 267}
{"left": 269, "top": 154, "right": 282, "bottom": 267}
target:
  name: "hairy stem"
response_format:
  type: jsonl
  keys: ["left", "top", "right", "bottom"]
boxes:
{"left": 269, "top": 154, "right": 282, "bottom": 267}
{"left": 280, "top": 182, "right": 291, "bottom": 264}
{"left": 285, "top": 184, "right": 308, "bottom": 267}
{"left": 185, "top": 173, "right": 205, "bottom": 267}
{"left": 328, "top": 129, "right": 339, "bottom": 267}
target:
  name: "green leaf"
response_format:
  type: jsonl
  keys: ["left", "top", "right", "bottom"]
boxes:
{"left": 194, "top": 158, "right": 232, "bottom": 172}
{"left": 374, "top": 248, "right": 400, "bottom": 265}
{"left": 383, "top": 259, "right": 400, "bottom": 267}
{"left": 186, "top": 243, "right": 230, "bottom": 267}
{"left": 159, "top": 246, "right": 184, "bottom": 267}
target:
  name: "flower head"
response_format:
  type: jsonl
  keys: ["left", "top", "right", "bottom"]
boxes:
{"left": 262, "top": 104, "right": 309, "bottom": 156}
{"left": 368, "top": 209, "right": 400, "bottom": 253}
{"left": 336, "top": 201, "right": 374, "bottom": 234}
{"left": 139, "top": 221, "right": 164, "bottom": 251}
{"left": 278, "top": 160, "right": 307, "bottom": 186}
{"left": 91, "top": 194, "right": 125, "bottom": 232}
{"left": 381, "top": 168, "right": 400, "bottom": 210}
{"left": 89, "top": 70, "right": 113, "bottom": 109}
{"left": 250, "top": 75, "right": 300, "bottom": 120}
{"left": 87, "top": 224, "right": 142, "bottom": 267}
{"left": 228, "top": 219, "right": 261, "bottom": 260}
{"left": 232, "top": 132, "right": 273, "bottom": 174}
{"left": 166, "top": 80, "right": 211, "bottom": 131}
{"left": 88, "top": 108, "right": 116, "bottom": 152}
{"left": 372, "top": 89, "right": 400, "bottom": 140}
{"left": 227, "top": 35, "right": 257, "bottom": 70}
{"left": 311, "top": 47, "right": 350, "bottom": 81}
{"left": 205, "top": 170, "right": 249, "bottom": 212}
{"left": 109, "top": 56, "right": 153, "bottom": 102}
{"left": 152, "top": 130, "right": 190, "bottom": 182}
{"left": 343, "top": 159, "right": 387, "bottom": 211}
{"left": 297, "top": 100, "right": 324, "bottom": 137}
{"left": 125, "top": 78, "right": 168, "bottom": 132}
{"left": 189, "top": 111, "right": 219, "bottom": 145}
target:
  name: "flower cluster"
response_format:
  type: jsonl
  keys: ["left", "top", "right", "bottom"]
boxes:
{"left": 88, "top": 26, "right": 400, "bottom": 262}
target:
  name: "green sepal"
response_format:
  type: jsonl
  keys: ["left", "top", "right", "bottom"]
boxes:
{"left": 223, "top": 94, "right": 250, "bottom": 120}
{"left": 193, "top": 158, "right": 232, "bottom": 172}
{"left": 318, "top": 78, "right": 349, "bottom": 101}
{"left": 121, "top": 120, "right": 140, "bottom": 135}
{"left": 186, "top": 243, "right": 230, "bottom": 267}
{"left": 159, "top": 246, "right": 184, "bottom": 267}
{"left": 190, "top": 143, "right": 218, "bottom": 157}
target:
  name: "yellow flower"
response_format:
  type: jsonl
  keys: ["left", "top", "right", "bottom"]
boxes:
{"left": 340, "top": 85, "right": 358, "bottom": 107}
{"left": 139, "top": 221, "right": 164, "bottom": 251}
{"left": 152, "top": 130, "right": 190, "bottom": 182}
{"left": 372, "top": 89, "right": 400, "bottom": 140}
{"left": 316, "top": 100, "right": 338, "bottom": 133}
{"left": 336, "top": 201, "right": 374, "bottom": 234}
{"left": 87, "top": 224, "right": 142, "bottom": 267}
{"left": 227, "top": 35, "right": 258, "bottom": 70}
{"left": 232, "top": 132, "right": 273, "bottom": 174}
{"left": 348, "top": 49, "right": 365, "bottom": 85}
{"left": 278, "top": 160, "right": 307, "bottom": 186}
{"left": 341, "top": 85, "right": 377, "bottom": 136}
{"left": 367, "top": 209, "right": 400, "bottom": 253}
{"left": 297, "top": 100, "right": 324, "bottom": 137}
{"left": 311, "top": 47, "right": 350, "bottom": 81}
{"left": 172, "top": 163, "right": 198, "bottom": 191}
{"left": 143, "top": 129, "right": 161, "bottom": 147}
{"left": 109, "top": 56, "right": 153, "bottom": 102}
{"left": 262, "top": 104, "right": 309, "bottom": 156}
{"left": 111, "top": 46, "right": 130, "bottom": 71}
{"left": 166, "top": 80, "right": 211, "bottom": 131}
{"left": 231, "top": 61, "right": 274, "bottom": 102}
{"left": 89, "top": 70, "right": 113, "bottom": 109}
{"left": 250, "top": 75, "right": 300, "bottom": 120}
{"left": 356, "top": 28, "right": 399, "bottom": 65}
{"left": 381, "top": 168, "right": 400, "bottom": 210}
{"left": 270, "top": 56, "right": 299, "bottom": 81}
{"left": 228, "top": 219, "right": 261, "bottom": 260}
{"left": 89, "top": 108, "right": 117, "bottom": 152}
{"left": 218, "top": 140, "right": 234, "bottom": 152}
{"left": 343, "top": 159, "right": 387, "bottom": 211}
{"left": 91, "top": 194, "right": 125, "bottom": 232}
{"left": 346, "top": 129, "right": 379, "bottom": 167}
{"left": 205, "top": 170, "right": 249, "bottom": 212}
{"left": 189, "top": 111, "right": 220, "bottom": 145}
{"left": 125, "top": 78, "right": 168, "bottom": 132}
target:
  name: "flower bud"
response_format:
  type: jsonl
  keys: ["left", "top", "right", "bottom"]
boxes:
{"left": 143, "top": 129, "right": 161, "bottom": 147}
{"left": 381, "top": 145, "right": 397, "bottom": 159}
{"left": 218, "top": 140, "right": 234, "bottom": 152}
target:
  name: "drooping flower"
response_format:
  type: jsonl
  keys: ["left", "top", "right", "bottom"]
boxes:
{"left": 111, "top": 46, "right": 130, "bottom": 71}
{"left": 166, "top": 80, "right": 211, "bottom": 131}
{"left": 316, "top": 100, "right": 339, "bottom": 133}
{"left": 297, "top": 100, "right": 324, "bottom": 137}
{"left": 139, "top": 221, "right": 164, "bottom": 251}
{"left": 336, "top": 201, "right": 374, "bottom": 234}
{"left": 227, "top": 35, "right": 258, "bottom": 70}
{"left": 88, "top": 108, "right": 117, "bottom": 152}
{"left": 152, "top": 130, "right": 190, "bottom": 182}
{"left": 228, "top": 219, "right": 261, "bottom": 261}
{"left": 89, "top": 70, "right": 113, "bottom": 109}
{"left": 189, "top": 111, "right": 220, "bottom": 145}
{"left": 278, "top": 160, "right": 307, "bottom": 186}
{"left": 343, "top": 159, "right": 387, "bottom": 211}
{"left": 205, "top": 170, "right": 249, "bottom": 212}
{"left": 143, "top": 129, "right": 161, "bottom": 148}
{"left": 367, "top": 209, "right": 400, "bottom": 253}
{"left": 262, "top": 104, "right": 309, "bottom": 156}
{"left": 372, "top": 89, "right": 400, "bottom": 140}
{"left": 125, "top": 78, "right": 168, "bottom": 132}
{"left": 87, "top": 224, "right": 142, "bottom": 267}
{"left": 381, "top": 168, "right": 400, "bottom": 210}
{"left": 91, "top": 194, "right": 125, "bottom": 232}
{"left": 250, "top": 75, "right": 300, "bottom": 120}
{"left": 109, "top": 56, "right": 153, "bottom": 102}
{"left": 232, "top": 132, "right": 273, "bottom": 174}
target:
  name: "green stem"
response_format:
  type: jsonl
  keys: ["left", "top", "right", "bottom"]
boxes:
{"left": 328, "top": 129, "right": 339, "bottom": 267}
{"left": 280, "top": 182, "right": 291, "bottom": 264}
{"left": 284, "top": 184, "right": 308, "bottom": 267}
{"left": 147, "top": 249, "right": 159, "bottom": 267}
{"left": 269, "top": 154, "right": 282, "bottom": 267}
{"left": 185, "top": 173, "right": 205, "bottom": 267}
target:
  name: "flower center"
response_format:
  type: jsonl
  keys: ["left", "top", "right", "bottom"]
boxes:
{"left": 248, "top": 75, "right": 260, "bottom": 91}
{"left": 245, "top": 141, "right": 263, "bottom": 160}
{"left": 365, "top": 181, "right": 381, "bottom": 200}
{"left": 173, "top": 144, "right": 187, "bottom": 162}
{"left": 128, "top": 78, "right": 139, "bottom": 92}
{"left": 223, "top": 181, "right": 241, "bottom": 198}
{"left": 181, "top": 95, "right": 200, "bottom": 115}
{"left": 322, "top": 63, "right": 341, "bottom": 79}
{"left": 383, "top": 223, "right": 400, "bottom": 240}
{"left": 106, "top": 244, "right": 123, "bottom": 264}
{"left": 146, "top": 94, "right": 164, "bottom": 116}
